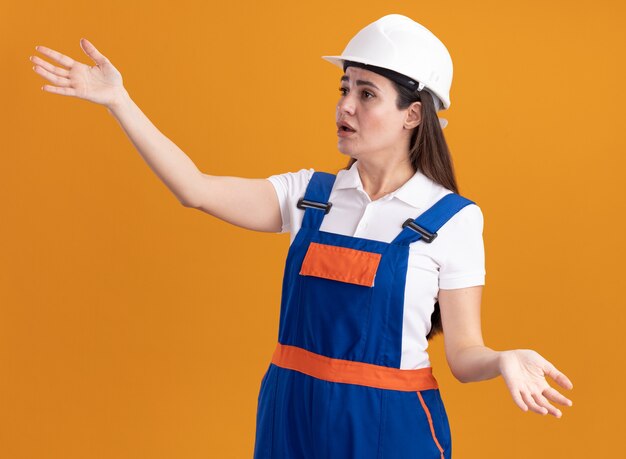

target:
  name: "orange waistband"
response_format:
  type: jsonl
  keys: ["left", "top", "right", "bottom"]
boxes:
{"left": 270, "top": 342, "right": 439, "bottom": 392}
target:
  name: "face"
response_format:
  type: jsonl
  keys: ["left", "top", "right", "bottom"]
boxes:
{"left": 336, "top": 66, "right": 420, "bottom": 160}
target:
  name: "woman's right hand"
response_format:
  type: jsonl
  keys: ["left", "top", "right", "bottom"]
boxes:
{"left": 30, "top": 38, "right": 126, "bottom": 108}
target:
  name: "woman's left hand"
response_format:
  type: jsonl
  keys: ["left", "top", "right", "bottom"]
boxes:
{"left": 498, "top": 349, "right": 574, "bottom": 418}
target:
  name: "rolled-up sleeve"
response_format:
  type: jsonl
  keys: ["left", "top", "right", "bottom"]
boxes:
{"left": 438, "top": 203, "right": 486, "bottom": 289}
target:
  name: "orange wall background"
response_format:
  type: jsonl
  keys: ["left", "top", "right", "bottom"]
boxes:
{"left": 3, "top": 0, "right": 625, "bottom": 457}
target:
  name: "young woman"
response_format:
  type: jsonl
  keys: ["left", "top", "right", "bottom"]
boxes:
{"left": 30, "top": 13, "right": 574, "bottom": 459}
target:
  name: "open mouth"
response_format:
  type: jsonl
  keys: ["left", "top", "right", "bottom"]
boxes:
{"left": 340, "top": 126, "right": 356, "bottom": 132}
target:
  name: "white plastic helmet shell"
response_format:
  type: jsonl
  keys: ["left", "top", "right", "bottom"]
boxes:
{"left": 322, "top": 14, "right": 453, "bottom": 112}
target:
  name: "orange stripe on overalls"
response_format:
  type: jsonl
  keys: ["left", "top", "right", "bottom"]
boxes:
{"left": 271, "top": 342, "right": 439, "bottom": 392}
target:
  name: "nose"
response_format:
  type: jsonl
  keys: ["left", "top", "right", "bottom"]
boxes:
{"left": 337, "top": 92, "right": 355, "bottom": 116}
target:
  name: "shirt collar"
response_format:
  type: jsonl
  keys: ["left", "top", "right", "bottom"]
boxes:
{"left": 334, "top": 160, "right": 435, "bottom": 209}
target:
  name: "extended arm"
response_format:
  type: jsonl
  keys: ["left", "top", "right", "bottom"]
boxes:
{"left": 438, "top": 286, "right": 499, "bottom": 383}
{"left": 438, "top": 286, "right": 574, "bottom": 418}
{"left": 107, "top": 90, "right": 201, "bottom": 206}
{"left": 31, "top": 39, "right": 283, "bottom": 233}
{"left": 107, "top": 92, "right": 283, "bottom": 233}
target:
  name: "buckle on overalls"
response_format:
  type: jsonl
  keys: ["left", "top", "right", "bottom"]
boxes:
{"left": 402, "top": 218, "right": 438, "bottom": 243}
{"left": 297, "top": 198, "right": 333, "bottom": 214}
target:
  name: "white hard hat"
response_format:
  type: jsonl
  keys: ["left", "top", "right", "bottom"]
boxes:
{"left": 322, "top": 14, "right": 453, "bottom": 128}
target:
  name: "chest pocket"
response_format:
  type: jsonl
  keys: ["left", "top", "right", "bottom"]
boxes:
{"left": 296, "top": 241, "right": 382, "bottom": 360}
{"left": 299, "top": 242, "right": 381, "bottom": 287}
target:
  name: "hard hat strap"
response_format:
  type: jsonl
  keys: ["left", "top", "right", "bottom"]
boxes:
{"left": 343, "top": 60, "right": 442, "bottom": 112}
{"left": 343, "top": 60, "right": 422, "bottom": 93}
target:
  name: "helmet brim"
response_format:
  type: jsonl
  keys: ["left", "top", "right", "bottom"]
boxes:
{"left": 321, "top": 55, "right": 450, "bottom": 111}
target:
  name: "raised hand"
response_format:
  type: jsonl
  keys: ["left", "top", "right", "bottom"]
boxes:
{"left": 30, "top": 38, "right": 126, "bottom": 108}
{"left": 499, "top": 349, "right": 574, "bottom": 418}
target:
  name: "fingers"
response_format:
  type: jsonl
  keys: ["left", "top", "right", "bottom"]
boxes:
{"left": 510, "top": 388, "right": 529, "bottom": 413}
{"left": 34, "top": 44, "right": 75, "bottom": 69}
{"left": 532, "top": 391, "right": 562, "bottom": 418}
{"left": 516, "top": 386, "right": 574, "bottom": 418}
{"left": 30, "top": 55, "right": 70, "bottom": 78}
{"left": 79, "top": 38, "right": 109, "bottom": 65}
{"left": 520, "top": 390, "right": 549, "bottom": 415}
{"left": 543, "top": 386, "right": 574, "bottom": 408}
{"left": 32, "top": 64, "right": 77, "bottom": 96}
{"left": 504, "top": 351, "right": 574, "bottom": 418}
{"left": 40, "top": 84, "right": 78, "bottom": 96}
{"left": 32, "top": 64, "right": 71, "bottom": 88}
{"left": 543, "top": 362, "right": 574, "bottom": 390}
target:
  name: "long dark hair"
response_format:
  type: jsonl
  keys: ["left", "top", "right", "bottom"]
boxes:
{"left": 340, "top": 82, "right": 459, "bottom": 341}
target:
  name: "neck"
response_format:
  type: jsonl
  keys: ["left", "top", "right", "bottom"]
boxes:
{"left": 355, "top": 157, "right": 415, "bottom": 200}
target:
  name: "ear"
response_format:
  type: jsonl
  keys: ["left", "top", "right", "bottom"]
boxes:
{"left": 404, "top": 101, "right": 422, "bottom": 129}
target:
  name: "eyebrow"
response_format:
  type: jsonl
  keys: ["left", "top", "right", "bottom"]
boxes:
{"left": 340, "top": 75, "right": 381, "bottom": 91}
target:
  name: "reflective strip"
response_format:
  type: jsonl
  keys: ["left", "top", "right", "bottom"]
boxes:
{"left": 271, "top": 343, "right": 439, "bottom": 391}
{"left": 417, "top": 391, "right": 445, "bottom": 459}
{"left": 299, "top": 242, "right": 381, "bottom": 287}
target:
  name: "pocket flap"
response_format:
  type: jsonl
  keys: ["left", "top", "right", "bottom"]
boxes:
{"left": 299, "top": 242, "right": 382, "bottom": 287}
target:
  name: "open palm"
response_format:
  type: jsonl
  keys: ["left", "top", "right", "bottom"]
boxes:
{"left": 30, "top": 38, "right": 125, "bottom": 107}
{"left": 499, "top": 349, "right": 574, "bottom": 418}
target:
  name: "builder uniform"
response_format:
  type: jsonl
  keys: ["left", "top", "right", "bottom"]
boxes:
{"left": 254, "top": 13, "right": 484, "bottom": 459}
{"left": 254, "top": 161, "right": 485, "bottom": 459}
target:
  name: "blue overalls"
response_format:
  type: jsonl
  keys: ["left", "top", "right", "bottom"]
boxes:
{"left": 254, "top": 171, "right": 475, "bottom": 459}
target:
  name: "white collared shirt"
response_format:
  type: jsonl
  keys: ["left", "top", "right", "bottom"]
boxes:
{"left": 267, "top": 160, "right": 486, "bottom": 369}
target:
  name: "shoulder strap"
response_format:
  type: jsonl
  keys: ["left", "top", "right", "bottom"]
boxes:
{"left": 392, "top": 193, "right": 475, "bottom": 246}
{"left": 298, "top": 171, "right": 337, "bottom": 230}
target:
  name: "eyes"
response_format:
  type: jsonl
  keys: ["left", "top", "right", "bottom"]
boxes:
{"left": 339, "top": 87, "right": 375, "bottom": 100}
